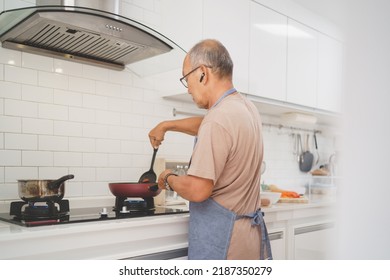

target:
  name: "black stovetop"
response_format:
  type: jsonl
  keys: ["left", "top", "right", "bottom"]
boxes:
{"left": 0, "top": 199, "right": 188, "bottom": 227}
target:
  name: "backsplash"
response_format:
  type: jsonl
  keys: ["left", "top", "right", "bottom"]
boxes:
{"left": 259, "top": 116, "right": 337, "bottom": 189}
{"left": 0, "top": 0, "right": 337, "bottom": 202}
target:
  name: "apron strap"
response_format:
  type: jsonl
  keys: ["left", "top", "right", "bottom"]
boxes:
{"left": 236, "top": 209, "right": 273, "bottom": 260}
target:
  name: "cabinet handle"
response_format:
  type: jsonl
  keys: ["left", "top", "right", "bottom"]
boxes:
{"left": 123, "top": 248, "right": 188, "bottom": 260}
{"left": 294, "top": 222, "right": 334, "bottom": 235}
{"left": 268, "top": 231, "right": 283, "bottom": 241}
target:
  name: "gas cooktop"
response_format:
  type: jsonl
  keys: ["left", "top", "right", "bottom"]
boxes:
{"left": 0, "top": 199, "right": 189, "bottom": 227}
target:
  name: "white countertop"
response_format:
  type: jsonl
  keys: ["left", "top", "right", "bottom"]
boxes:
{"left": 0, "top": 195, "right": 334, "bottom": 259}
{"left": 263, "top": 195, "right": 335, "bottom": 212}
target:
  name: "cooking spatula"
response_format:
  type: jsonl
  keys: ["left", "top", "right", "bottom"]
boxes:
{"left": 138, "top": 148, "right": 158, "bottom": 183}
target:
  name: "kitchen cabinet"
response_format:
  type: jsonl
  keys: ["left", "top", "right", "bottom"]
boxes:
{"left": 293, "top": 222, "right": 335, "bottom": 259}
{"left": 286, "top": 19, "right": 318, "bottom": 108}
{"left": 0, "top": 211, "right": 190, "bottom": 260}
{"left": 203, "top": 0, "right": 250, "bottom": 92}
{"left": 160, "top": 0, "right": 203, "bottom": 52}
{"left": 317, "top": 34, "right": 343, "bottom": 112}
{"left": 0, "top": 196, "right": 334, "bottom": 259}
{"left": 268, "top": 229, "right": 286, "bottom": 259}
{"left": 247, "top": 1, "right": 343, "bottom": 115}
{"left": 162, "top": 0, "right": 343, "bottom": 122}
{"left": 264, "top": 196, "right": 335, "bottom": 260}
{"left": 249, "top": 2, "right": 287, "bottom": 101}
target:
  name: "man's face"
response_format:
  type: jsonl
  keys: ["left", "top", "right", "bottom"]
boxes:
{"left": 182, "top": 56, "right": 208, "bottom": 109}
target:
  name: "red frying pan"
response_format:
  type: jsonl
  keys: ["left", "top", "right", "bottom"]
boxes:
{"left": 108, "top": 182, "right": 161, "bottom": 198}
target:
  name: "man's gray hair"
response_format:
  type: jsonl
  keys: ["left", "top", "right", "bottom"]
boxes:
{"left": 187, "top": 39, "right": 233, "bottom": 79}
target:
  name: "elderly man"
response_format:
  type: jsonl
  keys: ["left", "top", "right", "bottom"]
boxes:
{"left": 148, "top": 39, "right": 272, "bottom": 260}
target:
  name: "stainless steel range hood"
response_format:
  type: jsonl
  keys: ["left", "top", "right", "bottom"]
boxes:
{"left": 0, "top": 0, "right": 182, "bottom": 71}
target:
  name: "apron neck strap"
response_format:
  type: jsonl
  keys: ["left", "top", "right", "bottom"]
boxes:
{"left": 211, "top": 87, "right": 237, "bottom": 109}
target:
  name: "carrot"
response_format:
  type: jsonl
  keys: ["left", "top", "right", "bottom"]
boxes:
{"left": 281, "top": 191, "right": 300, "bottom": 198}
{"left": 269, "top": 184, "right": 300, "bottom": 198}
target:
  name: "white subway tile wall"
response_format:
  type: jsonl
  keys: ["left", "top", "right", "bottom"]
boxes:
{"left": 22, "top": 85, "right": 53, "bottom": 103}
{"left": 0, "top": 81, "right": 21, "bottom": 99}
{"left": 0, "top": 0, "right": 336, "bottom": 202}
{"left": 0, "top": 63, "right": 4, "bottom": 80}
{"left": 53, "top": 60, "right": 83, "bottom": 77}
{"left": 5, "top": 166, "right": 37, "bottom": 182}
{"left": 5, "top": 133, "right": 37, "bottom": 150}
{"left": 5, "top": 65, "right": 38, "bottom": 85}
{"left": 22, "top": 52, "right": 53, "bottom": 72}
{"left": 0, "top": 48, "right": 21, "bottom": 66}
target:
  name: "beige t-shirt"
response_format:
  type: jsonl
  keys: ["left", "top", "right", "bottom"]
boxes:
{"left": 187, "top": 93, "right": 264, "bottom": 259}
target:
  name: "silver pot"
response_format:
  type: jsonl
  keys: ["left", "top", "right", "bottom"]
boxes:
{"left": 18, "top": 174, "right": 74, "bottom": 202}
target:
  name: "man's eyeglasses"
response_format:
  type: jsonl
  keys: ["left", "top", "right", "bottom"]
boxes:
{"left": 179, "top": 65, "right": 212, "bottom": 88}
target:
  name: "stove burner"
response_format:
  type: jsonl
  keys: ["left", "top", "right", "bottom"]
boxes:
{"left": 0, "top": 196, "right": 188, "bottom": 227}
{"left": 10, "top": 200, "right": 70, "bottom": 222}
{"left": 114, "top": 197, "right": 155, "bottom": 212}
{"left": 25, "top": 204, "right": 57, "bottom": 217}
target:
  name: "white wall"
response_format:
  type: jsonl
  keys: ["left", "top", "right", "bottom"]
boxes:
{"left": 0, "top": 0, "right": 337, "bottom": 203}
{"left": 0, "top": 0, "right": 196, "bottom": 201}
{"left": 331, "top": 0, "right": 390, "bottom": 260}
{"left": 286, "top": 0, "right": 390, "bottom": 260}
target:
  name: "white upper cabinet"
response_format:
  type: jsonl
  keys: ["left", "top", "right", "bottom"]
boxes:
{"left": 317, "top": 34, "right": 343, "bottom": 112}
{"left": 161, "top": 0, "right": 343, "bottom": 115}
{"left": 203, "top": 0, "right": 250, "bottom": 93}
{"left": 249, "top": 2, "right": 287, "bottom": 101}
{"left": 160, "top": 0, "right": 203, "bottom": 52}
{"left": 286, "top": 19, "right": 318, "bottom": 108}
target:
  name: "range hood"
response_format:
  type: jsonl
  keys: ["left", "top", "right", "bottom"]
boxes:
{"left": 0, "top": 0, "right": 183, "bottom": 71}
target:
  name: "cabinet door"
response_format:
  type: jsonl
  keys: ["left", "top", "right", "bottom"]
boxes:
{"left": 160, "top": 0, "right": 203, "bottom": 52}
{"left": 203, "top": 0, "right": 250, "bottom": 92}
{"left": 269, "top": 230, "right": 286, "bottom": 259}
{"left": 286, "top": 19, "right": 318, "bottom": 107}
{"left": 294, "top": 222, "right": 335, "bottom": 259}
{"left": 317, "top": 34, "right": 343, "bottom": 112}
{"left": 249, "top": 2, "right": 287, "bottom": 101}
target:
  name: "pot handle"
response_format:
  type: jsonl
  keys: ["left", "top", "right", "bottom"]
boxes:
{"left": 48, "top": 174, "right": 75, "bottom": 190}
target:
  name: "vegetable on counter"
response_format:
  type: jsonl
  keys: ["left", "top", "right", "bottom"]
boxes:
{"left": 268, "top": 184, "right": 300, "bottom": 198}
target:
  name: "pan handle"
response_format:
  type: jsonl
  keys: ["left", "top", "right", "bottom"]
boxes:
{"left": 148, "top": 184, "right": 159, "bottom": 192}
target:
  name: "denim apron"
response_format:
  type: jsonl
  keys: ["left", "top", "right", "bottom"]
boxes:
{"left": 188, "top": 198, "right": 273, "bottom": 260}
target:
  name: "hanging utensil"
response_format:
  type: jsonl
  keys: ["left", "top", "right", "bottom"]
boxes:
{"left": 298, "top": 133, "right": 314, "bottom": 172}
{"left": 313, "top": 132, "right": 320, "bottom": 166}
{"left": 294, "top": 133, "right": 301, "bottom": 162}
{"left": 138, "top": 148, "right": 158, "bottom": 183}
{"left": 297, "top": 133, "right": 303, "bottom": 162}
